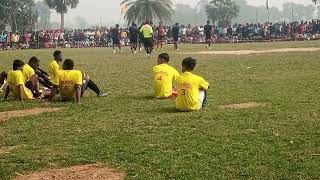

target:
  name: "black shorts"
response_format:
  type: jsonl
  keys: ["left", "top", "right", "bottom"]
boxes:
{"left": 112, "top": 38, "right": 120, "bottom": 45}
{"left": 205, "top": 34, "right": 211, "bottom": 41}
{"left": 157, "top": 35, "right": 164, "bottom": 41}
{"left": 130, "top": 37, "right": 138, "bottom": 44}
{"left": 143, "top": 38, "right": 153, "bottom": 48}
{"left": 173, "top": 36, "right": 179, "bottom": 42}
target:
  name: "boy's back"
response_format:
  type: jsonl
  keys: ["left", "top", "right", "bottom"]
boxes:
{"left": 58, "top": 70, "right": 82, "bottom": 99}
{"left": 7, "top": 70, "right": 33, "bottom": 100}
{"left": 176, "top": 72, "right": 209, "bottom": 111}
{"left": 153, "top": 64, "right": 179, "bottom": 99}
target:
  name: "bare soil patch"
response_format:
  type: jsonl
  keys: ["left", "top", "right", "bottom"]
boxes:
{"left": 13, "top": 164, "right": 126, "bottom": 180}
{"left": 181, "top": 47, "right": 320, "bottom": 55}
{"left": 220, "top": 102, "right": 270, "bottom": 109}
{"left": 0, "top": 108, "right": 63, "bottom": 121}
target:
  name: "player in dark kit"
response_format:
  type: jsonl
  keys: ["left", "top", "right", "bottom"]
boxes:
{"left": 156, "top": 22, "right": 166, "bottom": 50}
{"left": 129, "top": 22, "right": 139, "bottom": 53}
{"left": 112, "top": 24, "right": 122, "bottom": 54}
{"left": 172, "top": 23, "right": 180, "bottom": 50}
{"left": 204, "top": 20, "right": 213, "bottom": 49}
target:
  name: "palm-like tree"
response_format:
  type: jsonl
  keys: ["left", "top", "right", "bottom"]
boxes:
{"left": 120, "top": 0, "right": 173, "bottom": 25}
{"left": 45, "top": 0, "right": 79, "bottom": 29}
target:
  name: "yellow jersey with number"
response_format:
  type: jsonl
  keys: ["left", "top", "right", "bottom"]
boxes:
{"left": 6, "top": 70, "right": 33, "bottom": 100}
{"left": 22, "top": 64, "right": 35, "bottom": 82}
{"left": 176, "top": 72, "right": 209, "bottom": 111}
{"left": 58, "top": 70, "right": 83, "bottom": 99}
{"left": 153, "top": 64, "right": 180, "bottom": 98}
{"left": 49, "top": 60, "right": 60, "bottom": 85}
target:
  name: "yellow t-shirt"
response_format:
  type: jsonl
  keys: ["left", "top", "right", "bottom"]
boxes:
{"left": 22, "top": 64, "right": 35, "bottom": 82}
{"left": 58, "top": 70, "right": 83, "bottom": 100}
{"left": 6, "top": 70, "right": 33, "bottom": 100}
{"left": 176, "top": 72, "right": 209, "bottom": 111}
{"left": 153, "top": 63, "right": 180, "bottom": 98}
{"left": 140, "top": 24, "right": 153, "bottom": 38}
{"left": 49, "top": 60, "right": 60, "bottom": 85}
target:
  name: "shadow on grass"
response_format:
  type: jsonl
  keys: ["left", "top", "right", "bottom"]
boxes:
{"left": 149, "top": 107, "right": 182, "bottom": 114}
{"left": 131, "top": 95, "right": 156, "bottom": 100}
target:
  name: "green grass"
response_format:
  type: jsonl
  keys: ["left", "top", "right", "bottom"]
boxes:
{"left": 0, "top": 41, "right": 320, "bottom": 179}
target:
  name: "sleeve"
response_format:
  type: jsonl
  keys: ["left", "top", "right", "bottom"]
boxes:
{"left": 139, "top": 26, "right": 143, "bottom": 32}
{"left": 52, "top": 63, "right": 60, "bottom": 85}
{"left": 25, "top": 67, "right": 35, "bottom": 80}
{"left": 198, "top": 76, "right": 209, "bottom": 91}
{"left": 172, "top": 68, "right": 180, "bottom": 81}
{"left": 75, "top": 71, "right": 83, "bottom": 85}
{"left": 150, "top": 26, "right": 153, "bottom": 34}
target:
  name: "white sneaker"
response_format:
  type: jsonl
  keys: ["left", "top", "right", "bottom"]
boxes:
{"left": 113, "top": 49, "right": 116, "bottom": 54}
{"left": 147, "top": 54, "right": 151, "bottom": 59}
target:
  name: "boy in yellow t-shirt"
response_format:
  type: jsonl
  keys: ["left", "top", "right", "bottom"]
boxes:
{"left": 153, "top": 53, "right": 180, "bottom": 99}
{"left": 48, "top": 50, "right": 63, "bottom": 87}
{"left": 176, "top": 57, "right": 209, "bottom": 111}
{"left": 4, "top": 60, "right": 33, "bottom": 101}
{"left": 22, "top": 56, "right": 41, "bottom": 97}
{"left": 50, "top": 59, "right": 107, "bottom": 104}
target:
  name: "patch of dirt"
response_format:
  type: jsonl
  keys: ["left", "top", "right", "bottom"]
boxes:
{"left": 13, "top": 164, "right": 126, "bottom": 180}
{"left": 0, "top": 145, "right": 19, "bottom": 155}
{"left": 0, "top": 108, "right": 63, "bottom": 121}
{"left": 220, "top": 102, "right": 270, "bottom": 109}
{"left": 181, "top": 47, "right": 320, "bottom": 55}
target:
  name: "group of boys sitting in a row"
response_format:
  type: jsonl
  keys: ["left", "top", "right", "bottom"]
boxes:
{"left": 0, "top": 51, "right": 208, "bottom": 111}
{"left": 153, "top": 53, "right": 209, "bottom": 111}
{"left": 0, "top": 50, "right": 107, "bottom": 104}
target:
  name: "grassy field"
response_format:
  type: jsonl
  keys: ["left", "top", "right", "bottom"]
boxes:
{"left": 0, "top": 41, "right": 320, "bottom": 179}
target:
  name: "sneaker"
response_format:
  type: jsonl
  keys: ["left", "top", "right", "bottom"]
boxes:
{"left": 147, "top": 54, "right": 151, "bottom": 59}
{"left": 113, "top": 50, "right": 116, "bottom": 54}
{"left": 97, "top": 91, "right": 108, "bottom": 97}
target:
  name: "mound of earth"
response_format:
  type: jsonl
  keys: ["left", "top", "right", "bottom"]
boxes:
{"left": 221, "top": 102, "right": 270, "bottom": 109}
{"left": 14, "top": 164, "right": 126, "bottom": 180}
{"left": 0, "top": 108, "right": 62, "bottom": 121}
{"left": 181, "top": 47, "right": 320, "bottom": 55}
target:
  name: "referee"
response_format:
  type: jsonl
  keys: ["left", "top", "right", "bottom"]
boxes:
{"left": 140, "top": 21, "right": 154, "bottom": 58}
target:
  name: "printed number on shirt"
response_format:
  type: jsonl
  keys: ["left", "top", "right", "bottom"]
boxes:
{"left": 181, "top": 89, "right": 186, "bottom": 95}
{"left": 64, "top": 86, "right": 69, "bottom": 91}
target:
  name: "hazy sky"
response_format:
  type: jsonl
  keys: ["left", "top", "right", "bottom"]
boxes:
{"left": 36, "top": 0, "right": 313, "bottom": 25}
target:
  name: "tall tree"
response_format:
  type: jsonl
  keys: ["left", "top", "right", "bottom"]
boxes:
{"left": 0, "top": 0, "right": 37, "bottom": 32}
{"left": 36, "top": 1, "right": 51, "bottom": 29}
{"left": 45, "top": 0, "right": 79, "bottom": 29}
{"left": 120, "top": 0, "right": 173, "bottom": 25}
{"left": 206, "top": 0, "right": 239, "bottom": 24}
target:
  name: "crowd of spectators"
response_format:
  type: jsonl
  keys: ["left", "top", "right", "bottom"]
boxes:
{"left": 1, "top": 20, "right": 320, "bottom": 50}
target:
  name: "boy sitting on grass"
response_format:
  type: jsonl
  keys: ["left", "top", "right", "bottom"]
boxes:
{"left": 4, "top": 60, "right": 33, "bottom": 101}
{"left": 0, "top": 71, "right": 7, "bottom": 92}
{"left": 176, "top": 57, "right": 209, "bottom": 111}
{"left": 153, "top": 53, "right": 180, "bottom": 99}
{"left": 50, "top": 59, "right": 107, "bottom": 104}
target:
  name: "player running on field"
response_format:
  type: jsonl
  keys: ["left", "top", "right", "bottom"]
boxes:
{"left": 112, "top": 24, "right": 122, "bottom": 54}
{"left": 172, "top": 23, "right": 180, "bottom": 50}
{"left": 153, "top": 53, "right": 180, "bottom": 99}
{"left": 204, "top": 20, "right": 213, "bottom": 49}
{"left": 129, "top": 22, "right": 139, "bottom": 53}
{"left": 156, "top": 22, "right": 166, "bottom": 50}
{"left": 176, "top": 57, "right": 209, "bottom": 111}
{"left": 4, "top": 60, "right": 33, "bottom": 101}
{"left": 140, "top": 21, "right": 154, "bottom": 58}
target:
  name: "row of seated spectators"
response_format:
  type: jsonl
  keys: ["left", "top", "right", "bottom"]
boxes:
{"left": 1, "top": 20, "right": 320, "bottom": 50}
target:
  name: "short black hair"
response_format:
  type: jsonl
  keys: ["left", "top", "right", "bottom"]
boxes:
{"left": 207, "top": 20, "right": 210, "bottom": 24}
{"left": 29, "top": 56, "right": 39, "bottom": 64}
{"left": 158, "top": 53, "right": 170, "bottom": 62}
{"left": 13, "top": 59, "right": 24, "bottom": 70}
{"left": 182, "top": 57, "right": 197, "bottom": 71}
{"left": 63, "top": 59, "right": 74, "bottom": 70}
{"left": 53, "top": 50, "right": 61, "bottom": 57}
